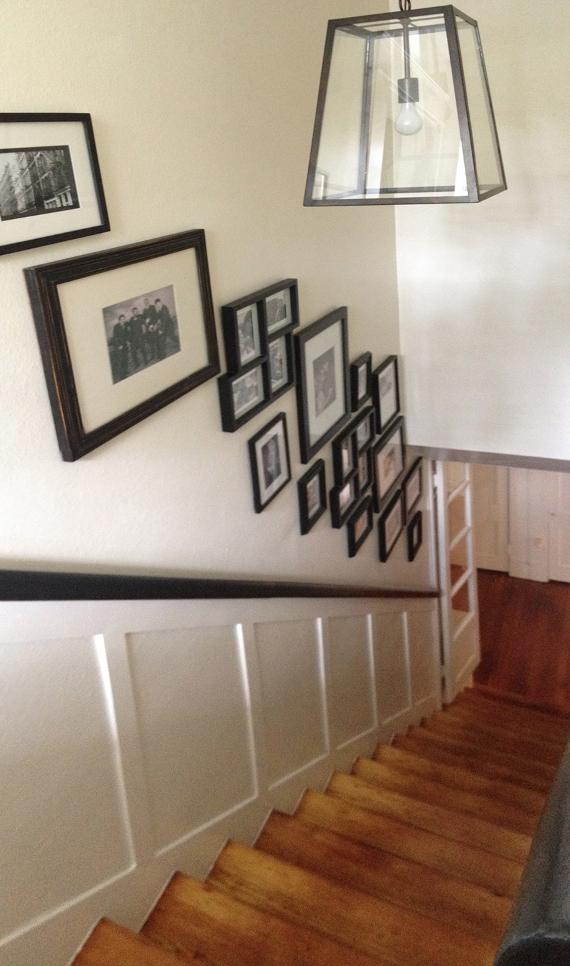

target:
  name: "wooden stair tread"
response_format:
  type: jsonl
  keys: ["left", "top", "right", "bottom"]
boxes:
{"left": 73, "top": 919, "right": 193, "bottom": 966}
{"left": 441, "top": 703, "right": 568, "bottom": 752}
{"left": 142, "top": 871, "right": 382, "bottom": 966}
{"left": 404, "top": 725, "right": 555, "bottom": 790}
{"left": 296, "top": 789, "right": 523, "bottom": 898}
{"left": 471, "top": 683, "right": 570, "bottom": 722}
{"left": 354, "top": 756, "right": 538, "bottom": 835}
{"left": 208, "top": 839, "right": 497, "bottom": 966}
{"left": 424, "top": 712, "right": 563, "bottom": 766}
{"left": 453, "top": 689, "right": 570, "bottom": 738}
{"left": 255, "top": 809, "right": 512, "bottom": 942}
{"left": 376, "top": 742, "right": 546, "bottom": 815}
{"left": 326, "top": 772, "right": 532, "bottom": 864}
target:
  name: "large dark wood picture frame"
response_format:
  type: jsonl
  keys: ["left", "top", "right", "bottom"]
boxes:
{"left": 0, "top": 113, "right": 110, "bottom": 257}
{"left": 294, "top": 306, "right": 350, "bottom": 463}
{"left": 25, "top": 229, "right": 220, "bottom": 461}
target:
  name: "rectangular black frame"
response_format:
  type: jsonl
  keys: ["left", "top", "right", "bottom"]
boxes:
{"left": 332, "top": 423, "right": 357, "bottom": 487}
{"left": 25, "top": 229, "right": 219, "bottom": 461}
{"left": 221, "top": 278, "right": 299, "bottom": 374}
{"left": 248, "top": 412, "right": 291, "bottom": 513}
{"left": 350, "top": 351, "right": 372, "bottom": 411}
{"left": 378, "top": 488, "right": 404, "bottom": 562}
{"left": 330, "top": 471, "right": 358, "bottom": 528}
{"left": 295, "top": 306, "right": 350, "bottom": 464}
{"left": 0, "top": 113, "right": 109, "bottom": 256}
{"left": 268, "top": 329, "right": 295, "bottom": 401}
{"left": 372, "top": 416, "right": 406, "bottom": 512}
{"left": 372, "top": 354, "right": 400, "bottom": 435}
{"left": 356, "top": 444, "right": 373, "bottom": 497}
{"left": 403, "top": 456, "right": 423, "bottom": 518}
{"left": 354, "top": 404, "right": 376, "bottom": 452}
{"left": 347, "top": 494, "right": 374, "bottom": 557}
{"left": 407, "top": 510, "right": 423, "bottom": 561}
{"left": 298, "top": 459, "right": 327, "bottom": 534}
{"left": 218, "top": 359, "right": 270, "bottom": 432}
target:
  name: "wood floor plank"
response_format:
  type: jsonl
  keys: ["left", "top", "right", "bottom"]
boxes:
{"left": 472, "top": 682, "right": 570, "bottom": 723}
{"left": 74, "top": 920, "right": 193, "bottom": 966}
{"left": 326, "top": 772, "right": 532, "bottom": 864}
{"left": 374, "top": 742, "right": 546, "bottom": 815}
{"left": 142, "top": 872, "right": 382, "bottom": 966}
{"left": 208, "top": 840, "right": 498, "bottom": 966}
{"left": 353, "top": 757, "right": 538, "bottom": 835}
{"left": 440, "top": 703, "right": 568, "bottom": 753}
{"left": 425, "top": 711, "right": 564, "bottom": 765}
{"left": 295, "top": 790, "right": 523, "bottom": 898}
{"left": 255, "top": 810, "right": 512, "bottom": 942}
{"left": 394, "top": 732, "right": 552, "bottom": 795}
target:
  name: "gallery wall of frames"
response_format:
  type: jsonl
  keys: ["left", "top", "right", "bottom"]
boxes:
{"left": 12, "top": 111, "right": 421, "bottom": 563}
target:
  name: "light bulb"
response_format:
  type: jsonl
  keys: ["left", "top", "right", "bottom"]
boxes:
{"left": 394, "top": 101, "right": 423, "bottom": 136}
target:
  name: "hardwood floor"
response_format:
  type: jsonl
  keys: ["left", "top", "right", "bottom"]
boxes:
{"left": 475, "top": 569, "right": 570, "bottom": 715}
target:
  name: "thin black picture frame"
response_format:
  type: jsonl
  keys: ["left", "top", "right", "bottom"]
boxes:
{"left": 248, "top": 412, "right": 291, "bottom": 513}
{"left": 25, "top": 229, "right": 219, "bottom": 462}
{"left": 372, "top": 354, "right": 401, "bottom": 435}
{"left": 295, "top": 307, "right": 350, "bottom": 464}
{"left": 378, "top": 488, "right": 404, "bottom": 562}
{"left": 407, "top": 510, "right": 423, "bottom": 561}
{"left": 330, "top": 471, "right": 358, "bottom": 528}
{"left": 403, "top": 456, "right": 423, "bottom": 519}
{"left": 332, "top": 423, "right": 357, "bottom": 487}
{"left": 355, "top": 404, "right": 376, "bottom": 452}
{"left": 350, "top": 351, "right": 372, "bottom": 411}
{"left": 218, "top": 359, "right": 270, "bottom": 431}
{"left": 356, "top": 444, "right": 373, "bottom": 498}
{"left": 347, "top": 494, "right": 374, "bottom": 557}
{"left": 372, "top": 416, "right": 406, "bottom": 512}
{"left": 298, "top": 459, "right": 327, "bottom": 534}
{"left": 0, "top": 113, "right": 110, "bottom": 257}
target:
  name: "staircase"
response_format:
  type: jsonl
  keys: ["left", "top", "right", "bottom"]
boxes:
{"left": 73, "top": 686, "right": 569, "bottom": 966}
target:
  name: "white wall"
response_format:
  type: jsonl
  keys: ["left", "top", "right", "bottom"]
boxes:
{"left": 0, "top": 0, "right": 430, "bottom": 589}
{"left": 397, "top": 0, "right": 570, "bottom": 463}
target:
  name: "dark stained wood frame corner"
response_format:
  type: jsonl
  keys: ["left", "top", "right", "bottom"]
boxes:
{"left": 294, "top": 306, "right": 350, "bottom": 464}
{"left": 24, "top": 229, "right": 220, "bottom": 461}
{"left": 0, "top": 112, "right": 110, "bottom": 256}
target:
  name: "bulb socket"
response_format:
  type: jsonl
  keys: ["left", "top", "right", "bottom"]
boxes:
{"left": 398, "top": 77, "right": 419, "bottom": 103}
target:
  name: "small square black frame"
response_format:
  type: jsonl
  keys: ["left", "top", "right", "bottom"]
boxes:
{"left": 350, "top": 351, "right": 372, "bottom": 412}
{"left": 378, "top": 488, "right": 404, "bottom": 562}
{"left": 372, "top": 354, "right": 400, "bottom": 435}
{"left": 407, "top": 510, "right": 423, "bottom": 562}
{"left": 218, "top": 359, "right": 270, "bottom": 432}
{"left": 402, "top": 456, "right": 423, "bottom": 519}
{"left": 330, "top": 471, "right": 358, "bottom": 528}
{"left": 248, "top": 412, "right": 291, "bottom": 513}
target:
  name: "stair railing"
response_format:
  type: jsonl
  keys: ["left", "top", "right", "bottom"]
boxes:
{"left": 0, "top": 567, "right": 439, "bottom": 600}
{"left": 495, "top": 733, "right": 570, "bottom": 966}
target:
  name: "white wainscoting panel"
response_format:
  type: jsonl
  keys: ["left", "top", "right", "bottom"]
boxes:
{"left": 0, "top": 594, "right": 439, "bottom": 966}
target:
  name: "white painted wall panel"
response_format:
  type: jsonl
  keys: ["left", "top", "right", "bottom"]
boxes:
{"left": 0, "top": 636, "right": 132, "bottom": 938}
{"left": 254, "top": 619, "right": 328, "bottom": 787}
{"left": 373, "top": 612, "right": 411, "bottom": 727}
{"left": 408, "top": 611, "right": 440, "bottom": 709}
{"left": 128, "top": 626, "right": 256, "bottom": 853}
{"left": 327, "top": 615, "right": 376, "bottom": 749}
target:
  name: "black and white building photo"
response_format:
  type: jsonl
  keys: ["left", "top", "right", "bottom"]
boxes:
{"left": 0, "top": 146, "right": 79, "bottom": 221}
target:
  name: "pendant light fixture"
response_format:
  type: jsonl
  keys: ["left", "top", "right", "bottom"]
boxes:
{"left": 304, "top": 2, "right": 506, "bottom": 205}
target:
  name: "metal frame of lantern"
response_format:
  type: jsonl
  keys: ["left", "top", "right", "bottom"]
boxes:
{"left": 304, "top": 4, "right": 506, "bottom": 205}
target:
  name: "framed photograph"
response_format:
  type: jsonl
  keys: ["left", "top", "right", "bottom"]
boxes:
{"left": 332, "top": 424, "right": 357, "bottom": 486}
{"left": 356, "top": 445, "right": 373, "bottom": 497}
{"left": 265, "top": 281, "right": 299, "bottom": 335}
{"left": 25, "top": 229, "right": 219, "bottom": 461}
{"left": 407, "top": 510, "right": 423, "bottom": 561}
{"left": 295, "top": 307, "right": 350, "bottom": 463}
{"left": 218, "top": 361, "right": 269, "bottom": 431}
{"left": 372, "top": 354, "right": 400, "bottom": 434}
{"left": 0, "top": 113, "right": 109, "bottom": 257}
{"left": 373, "top": 417, "right": 406, "bottom": 512}
{"left": 330, "top": 472, "right": 358, "bottom": 528}
{"left": 378, "top": 488, "right": 404, "bottom": 562}
{"left": 347, "top": 495, "right": 374, "bottom": 557}
{"left": 268, "top": 331, "right": 295, "bottom": 399}
{"left": 298, "top": 459, "right": 327, "bottom": 534}
{"left": 350, "top": 352, "right": 372, "bottom": 411}
{"left": 403, "top": 456, "right": 423, "bottom": 518}
{"left": 248, "top": 412, "right": 291, "bottom": 513}
{"left": 355, "top": 405, "right": 375, "bottom": 452}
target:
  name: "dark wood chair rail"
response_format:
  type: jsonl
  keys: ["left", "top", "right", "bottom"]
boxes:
{"left": 0, "top": 569, "right": 439, "bottom": 602}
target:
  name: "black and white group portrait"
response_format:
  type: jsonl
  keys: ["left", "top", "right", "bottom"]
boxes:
{"left": 0, "top": 146, "right": 79, "bottom": 221}
{"left": 104, "top": 284, "right": 181, "bottom": 384}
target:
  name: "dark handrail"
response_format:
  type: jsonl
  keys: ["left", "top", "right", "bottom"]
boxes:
{"left": 0, "top": 568, "right": 439, "bottom": 602}
{"left": 495, "top": 734, "right": 570, "bottom": 966}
